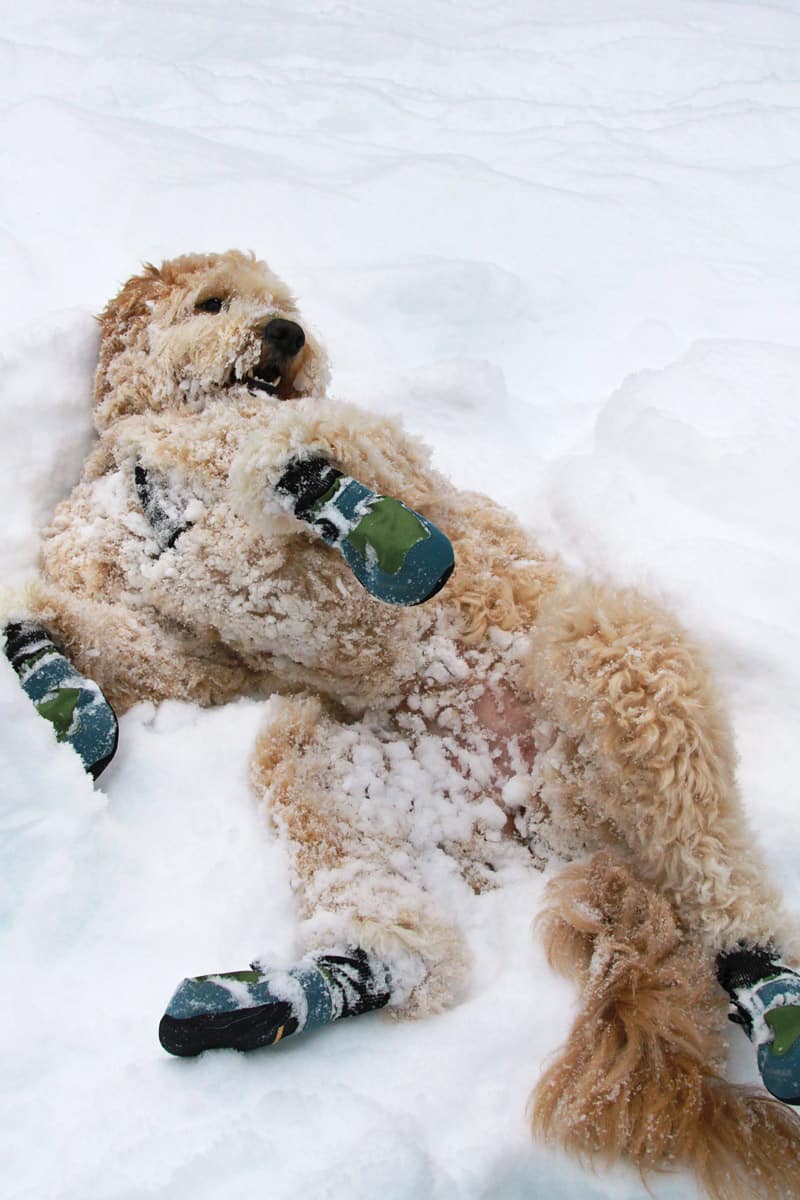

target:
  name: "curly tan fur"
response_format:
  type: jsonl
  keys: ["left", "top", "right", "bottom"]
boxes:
{"left": 18, "top": 251, "right": 800, "bottom": 1197}
{"left": 521, "top": 581, "right": 791, "bottom": 953}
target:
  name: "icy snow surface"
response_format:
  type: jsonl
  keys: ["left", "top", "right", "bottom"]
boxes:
{"left": 2, "top": 2, "right": 800, "bottom": 1198}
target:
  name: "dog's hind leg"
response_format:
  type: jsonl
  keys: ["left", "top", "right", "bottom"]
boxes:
{"left": 523, "top": 578, "right": 794, "bottom": 956}
{"left": 530, "top": 852, "right": 800, "bottom": 1200}
{"left": 250, "top": 694, "right": 472, "bottom": 1021}
{"left": 522, "top": 579, "right": 800, "bottom": 1190}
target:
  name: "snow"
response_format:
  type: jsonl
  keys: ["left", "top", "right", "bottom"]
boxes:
{"left": 2, "top": 2, "right": 800, "bottom": 1197}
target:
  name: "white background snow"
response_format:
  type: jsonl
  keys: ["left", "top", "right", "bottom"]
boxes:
{"left": 2, "top": 2, "right": 800, "bottom": 1197}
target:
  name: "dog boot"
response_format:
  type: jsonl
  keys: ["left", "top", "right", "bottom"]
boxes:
{"left": 159, "top": 948, "right": 391, "bottom": 1057}
{"left": 274, "top": 455, "right": 454, "bottom": 606}
{"left": 717, "top": 944, "right": 800, "bottom": 1105}
{"left": 2, "top": 621, "right": 119, "bottom": 780}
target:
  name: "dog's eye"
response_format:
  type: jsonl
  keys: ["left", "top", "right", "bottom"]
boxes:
{"left": 195, "top": 297, "right": 224, "bottom": 314}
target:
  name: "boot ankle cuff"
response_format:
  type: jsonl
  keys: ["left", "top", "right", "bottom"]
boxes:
{"left": 716, "top": 943, "right": 780, "bottom": 993}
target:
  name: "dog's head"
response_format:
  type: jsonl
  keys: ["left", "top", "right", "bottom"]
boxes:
{"left": 94, "top": 250, "right": 330, "bottom": 430}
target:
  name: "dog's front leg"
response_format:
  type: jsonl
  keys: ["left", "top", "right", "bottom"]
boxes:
{"left": 230, "top": 400, "right": 455, "bottom": 608}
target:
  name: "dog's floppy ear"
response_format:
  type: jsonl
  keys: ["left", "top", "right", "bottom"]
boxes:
{"left": 93, "top": 264, "right": 168, "bottom": 427}
{"left": 98, "top": 263, "right": 165, "bottom": 332}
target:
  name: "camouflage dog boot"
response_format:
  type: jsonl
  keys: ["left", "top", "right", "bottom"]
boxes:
{"left": 718, "top": 943, "right": 800, "bottom": 1105}
{"left": 274, "top": 455, "right": 455, "bottom": 607}
{"left": 3, "top": 621, "right": 119, "bottom": 780}
{"left": 159, "top": 948, "right": 392, "bottom": 1057}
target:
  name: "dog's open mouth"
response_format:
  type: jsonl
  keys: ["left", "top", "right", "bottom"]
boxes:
{"left": 246, "top": 365, "right": 283, "bottom": 396}
{"left": 233, "top": 357, "right": 302, "bottom": 401}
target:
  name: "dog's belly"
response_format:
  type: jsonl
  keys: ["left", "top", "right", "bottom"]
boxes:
{"left": 393, "top": 629, "right": 539, "bottom": 838}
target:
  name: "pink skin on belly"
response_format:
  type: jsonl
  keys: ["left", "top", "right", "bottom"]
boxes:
{"left": 472, "top": 684, "right": 536, "bottom": 765}
{"left": 471, "top": 685, "right": 537, "bottom": 834}
{"left": 398, "top": 676, "right": 537, "bottom": 828}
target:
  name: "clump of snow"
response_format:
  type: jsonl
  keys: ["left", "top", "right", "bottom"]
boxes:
{"left": 2, "top": 3, "right": 800, "bottom": 1199}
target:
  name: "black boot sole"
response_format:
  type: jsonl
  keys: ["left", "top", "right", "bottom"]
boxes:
{"left": 159, "top": 1000, "right": 299, "bottom": 1057}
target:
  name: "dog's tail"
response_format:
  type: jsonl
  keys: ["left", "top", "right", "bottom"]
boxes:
{"left": 530, "top": 852, "right": 800, "bottom": 1200}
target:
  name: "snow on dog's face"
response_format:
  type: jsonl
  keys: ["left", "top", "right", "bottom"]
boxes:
{"left": 93, "top": 250, "right": 330, "bottom": 430}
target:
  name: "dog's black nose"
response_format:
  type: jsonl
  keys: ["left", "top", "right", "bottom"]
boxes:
{"left": 264, "top": 318, "right": 305, "bottom": 357}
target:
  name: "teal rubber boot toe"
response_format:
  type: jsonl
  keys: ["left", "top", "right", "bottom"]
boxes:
{"left": 752, "top": 978, "right": 800, "bottom": 1104}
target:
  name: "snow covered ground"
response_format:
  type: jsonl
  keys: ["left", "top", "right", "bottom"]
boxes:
{"left": 2, "top": 2, "right": 800, "bottom": 1197}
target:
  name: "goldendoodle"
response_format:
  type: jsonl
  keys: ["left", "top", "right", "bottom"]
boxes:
{"left": 8, "top": 251, "right": 800, "bottom": 1199}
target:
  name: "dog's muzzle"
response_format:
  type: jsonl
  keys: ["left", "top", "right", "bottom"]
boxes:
{"left": 244, "top": 318, "right": 306, "bottom": 398}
